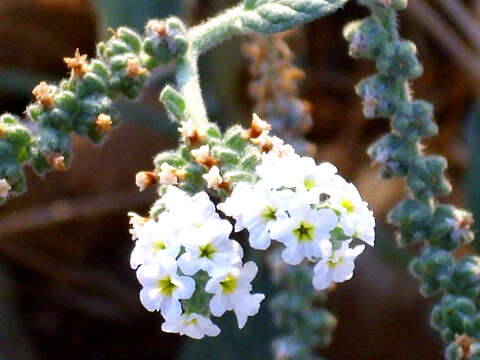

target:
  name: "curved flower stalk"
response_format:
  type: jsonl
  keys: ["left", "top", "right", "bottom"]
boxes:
{"left": 0, "top": 0, "right": 348, "bottom": 205}
{"left": 344, "top": 0, "right": 478, "bottom": 358}
{"left": 243, "top": 33, "right": 337, "bottom": 359}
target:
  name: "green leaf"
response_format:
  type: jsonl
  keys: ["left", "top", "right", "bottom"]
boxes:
{"left": 241, "top": 0, "right": 348, "bottom": 34}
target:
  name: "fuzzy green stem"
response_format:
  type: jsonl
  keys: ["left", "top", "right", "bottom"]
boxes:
{"left": 176, "top": 52, "right": 209, "bottom": 127}
{"left": 189, "top": 6, "right": 247, "bottom": 55}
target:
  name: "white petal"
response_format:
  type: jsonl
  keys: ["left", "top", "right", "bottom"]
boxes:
{"left": 210, "top": 294, "right": 229, "bottom": 317}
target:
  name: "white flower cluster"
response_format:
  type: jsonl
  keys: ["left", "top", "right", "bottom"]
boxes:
{"left": 129, "top": 186, "right": 264, "bottom": 339}
{"left": 218, "top": 140, "right": 375, "bottom": 290}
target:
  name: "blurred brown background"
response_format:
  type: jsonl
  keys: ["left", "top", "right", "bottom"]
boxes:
{"left": 1, "top": 0, "right": 480, "bottom": 359}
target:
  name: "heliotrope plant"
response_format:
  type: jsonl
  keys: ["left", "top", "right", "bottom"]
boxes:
{"left": 0, "top": 0, "right": 475, "bottom": 359}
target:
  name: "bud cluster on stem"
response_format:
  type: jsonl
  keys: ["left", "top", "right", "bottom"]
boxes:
{"left": 345, "top": 1, "right": 478, "bottom": 358}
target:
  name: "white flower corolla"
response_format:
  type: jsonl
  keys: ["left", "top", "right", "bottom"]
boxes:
{"left": 293, "top": 160, "right": 339, "bottom": 203}
{"left": 270, "top": 204, "right": 338, "bottom": 265}
{"left": 219, "top": 182, "right": 295, "bottom": 250}
{"left": 217, "top": 182, "right": 253, "bottom": 232}
{"left": 130, "top": 213, "right": 181, "bottom": 269}
{"left": 161, "top": 313, "right": 221, "bottom": 339}
{"left": 327, "top": 177, "right": 375, "bottom": 246}
{"left": 312, "top": 241, "right": 365, "bottom": 290}
{"left": 137, "top": 255, "right": 195, "bottom": 321}
{"left": 128, "top": 212, "right": 148, "bottom": 240}
{"left": 205, "top": 261, "right": 265, "bottom": 329}
{"left": 255, "top": 151, "right": 301, "bottom": 189}
{"left": 202, "top": 165, "right": 223, "bottom": 189}
{"left": 161, "top": 187, "right": 217, "bottom": 230}
{"left": 158, "top": 163, "right": 179, "bottom": 186}
{"left": 178, "top": 218, "right": 241, "bottom": 277}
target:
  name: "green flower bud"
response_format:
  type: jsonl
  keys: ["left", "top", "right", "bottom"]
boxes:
{"left": 407, "top": 156, "right": 451, "bottom": 200}
{"left": 356, "top": 74, "right": 399, "bottom": 118}
{"left": 410, "top": 247, "right": 454, "bottom": 296}
{"left": 431, "top": 295, "right": 477, "bottom": 342}
{"left": 428, "top": 205, "right": 474, "bottom": 251}
{"left": 222, "top": 125, "right": 248, "bottom": 153}
{"left": 376, "top": 40, "right": 423, "bottom": 79}
{"left": 76, "top": 73, "right": 108, "bottom": 97}
{"left": 211, "top": 146, "right": 239, "bottom": 168}
{"left": 388, "top": 199, "right": 432, "bottom": 246}
{"left": 447, "top": 257, "right": 480, "bottom": 299}
{"left": 343, "top": 17, "right": 388, "bottom": 59}
{"left": 223, "top": 169, "right": 255, "bottom": 185}
{"left": 446, "top": 340, "right": 480, "bottom": 360}
{"left": 392, "top": 100, "right": 437, "bottom": 141}
{"left": 39, "top": 108, "right": 73, "bottom": 132}
{"left": 117, "top": 27, "right": 143, "bottom": 54}
{"left": 368, "top": 133, "right": 417, "bottom": 178}
{"left": 53, "top": 91, "right": 77, "bottom": 114}
{"left": 32, "top": 128, "right": 71, "bottom": 174}
{"left": 143, "top": 17, "right": 188, "bottom": 65}
{"left": 239, "top": 148, "right": 260, "bottom": 172}
{"left": 205, "top": 123, "right": 221, "bottom": 140}
{"left": 89, "top": 60, "right": 110, "bottom": 81}
{"left": 154, "top": 151, "right": 187, "bottom": 169}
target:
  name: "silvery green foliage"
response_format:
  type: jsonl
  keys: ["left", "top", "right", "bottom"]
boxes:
{"left": 345, "top": 0, "right": 478, "bottom": 358}
{"left": 242, "top": 0, "right": 349, "bottom": 34}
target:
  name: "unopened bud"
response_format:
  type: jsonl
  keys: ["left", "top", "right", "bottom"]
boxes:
{"left": 95, "top": 114, "right": 112, "bottom": 133}
{"left": 158, "top": 163, "right": 178, "bottom": 186}
{"left": 202, "top": 166, "right": 229, "bottom": 191}
{"left": 0, "top": 179, "right": 11, "bottom": 198}
{"left": 32, "top": 82, "right": 54, "bottom": 108}
{"left": 191, "top": 145, "right": 218, "bottom": 169}
{"left": 126, "top": 58, "right": 147, "bottom": 78}
{"left": 136, "top": 171, "right": 158, "bottom": 191}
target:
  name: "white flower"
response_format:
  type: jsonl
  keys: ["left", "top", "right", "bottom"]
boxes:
{"left": 269, "top": 136, "right": 296, "bottom": 158}
{"left": 130, "top": 213, "right": 181, "bottom": 269}
{"left": 293, "top": 160, "right": 338, "bottom": 203}
{"left": 0, "top": 179, "right": 10, "bottom": 199}
{"left": 256, "top": 151, "right": 301, "bottom": 189}
{"left": 191, "top": 145, "right": 211, "bottom": 164}
{"left": 217, "top": 182, "right": 253, "bottom": 232}
{"left": 312, "top": 241, "right": 365, "bottom": 290}
{"left": 161, "top": 313, "right": 220, "bottom": 339}
{"left": 128, "top": 212, "right": 148, "bottom": 240}
{"left": 135, "top": 171, "right": 157, "bottom": 191}
{"left": 158, "top": 163, "right": 178, "bottom": 186}
{"left": 327, "top": 177, "right": 375, "bottom": 246}
{"left": 205, "top": 261, "right": 265, "bottom": 329}
{"left": 178, "top": 217, "right": 241, "bottom": 277}
{"left": 202, "top": 166, "right": 223, "bottom": 189}
{"left": 137, "top": 256, "right": 195, "bottom": 321}
{"left": 270, "top": 204, "right": 338, "bottom": 265}
{"left": 161, "top": 187, "right": 216, "bottom": 229}
{"left": 219, "top": 182, "right": 295, "bottom": 250}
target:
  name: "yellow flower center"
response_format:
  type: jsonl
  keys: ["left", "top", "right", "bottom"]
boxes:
{"left": 153, "top": 240, "right": 166, "bottom": 252}
{"left": 220, "top": 275, "right": 237, "bottom": 294}
{"left": 157, "top": 276, "right": 177, "bottom": 296}
{"left": 304, "top": 178, "right": 316, "bottom": 191}
{"left": 199, "top": 243, "right": 216, "bottom": 259}
{"left": 341, "top": 198, "right": 355, "bottom": 214}
{"left": 261, "top": 205, "right": 277, "bottom": 221}
{"left": 293, "top": 221, "right": 315, "bottom": 242}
